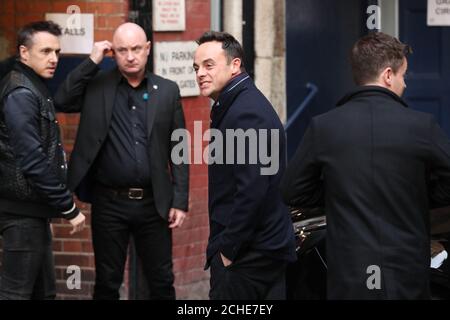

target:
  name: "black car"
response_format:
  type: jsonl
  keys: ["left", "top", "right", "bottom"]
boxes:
{"left": 287, "top": 207, "right": 450, "bottom": 299}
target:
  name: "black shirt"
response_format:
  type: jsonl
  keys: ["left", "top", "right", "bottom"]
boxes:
{"left": 94, "top": 75, "right": 152, "bottom": 187}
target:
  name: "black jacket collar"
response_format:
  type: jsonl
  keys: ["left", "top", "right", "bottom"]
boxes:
{"left": 337, "top": 85, "right": 408, "bottom": 108}
{"left": 211, "top": 72, "right": 252, "bottom": 127}
{"left": 14, "top": 60, "right": 51, "bottom": 98}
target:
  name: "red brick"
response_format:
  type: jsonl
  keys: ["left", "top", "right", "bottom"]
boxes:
{"left": 173, "top": 242, "right": 206, "bottom": 258}
{"left": 94, "top": 29, "right": 114, "bottom": 41}
{"left": 182, "top": 213, "right": 209, "bottom": 230}
{"left": 62, "top": 240, "right": 83, "bottom": 252}
{"left": 190, "top": 174, "right": 207, "bottom": 189}
{"left": 61, "top": 125, "right": 78, "bottom": 141}
{"left": 54, "top": 253, "right": 94, "bottom": 268}
{"left": 173, "top": 227, "right": 208, "bottom": 246}
{"left": 82, "top": 241, "right": 94, "bottom": 252}
{"left": 187, "top": 201, "right": 208, "bottom": 216}
{"left": 0, "top": 14, "right": 17, "bottom": 31}
{"left": 87, "top": 2, "right": 125, "bottom": 15}
{"left": 15, "top": 14, "right": 46, "bottom": 28}
{"left": 105, "top": 15, "right": 125, "bottom": 29}
{"left": 188, "top": 187, "right": 208, "bottom": 201}
{"left": 173, "top": 255, "right": 207, "bottom": 273}
{"left": 15, "top": 1, "right": 48, "bottom": 14}
{"left": 95, "top": 15, "right": 106, "bottom": 29}
{"left": 51, "top": 1, "right": 89, "bottom": 14}
{"left": 174, "top": 268, "right": 209, "bottom": 285}
{"left": 53, "top": 240, "right": 63, "bottom": 252}
{"left": 190, "top": 164, "right": 207, "bottom": 176}
{"left": 0, "top": 0, "right": 14, "bottom": 15}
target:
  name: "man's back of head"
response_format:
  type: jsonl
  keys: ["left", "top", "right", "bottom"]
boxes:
{"left": 350, "top": 32, "right": 412, "bottom": 97}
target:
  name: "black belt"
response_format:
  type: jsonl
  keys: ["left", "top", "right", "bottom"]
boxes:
{"left": 95, "top": 184, "right": 153, "bottom": 200}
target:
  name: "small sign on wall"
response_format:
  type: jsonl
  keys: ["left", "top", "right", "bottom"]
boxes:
{"left": 46, "top": 12, "right": 94, "bottom": 54}
{"left": 427, "top": 0, "right": 450, "bottom": 26}
{"left": 154, "top": 41, "right": 199, "bottom": 97}
{"left": 153, "top": 0, "right": 186, "bottom": 31}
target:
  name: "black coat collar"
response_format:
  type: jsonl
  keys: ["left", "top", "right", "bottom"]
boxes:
{"left": 14, "top": 60, "right": 51, "bottom": 98}
{"left": 211, "top": 72, "right": 251, "bottom": 127}
{"left": 337, "top": 85, "right": 408, "bottom": 108}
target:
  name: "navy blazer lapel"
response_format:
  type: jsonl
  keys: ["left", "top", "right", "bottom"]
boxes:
{"left": 146, "top": 74, "right": 158, "bottom": 138}
{"left": 103, "top": 68, "right": 121, "bottom": 125}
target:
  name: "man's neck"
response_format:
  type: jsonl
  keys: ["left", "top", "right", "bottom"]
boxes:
{"left": 123, "top": 70, "right": 146, "bottom": 88}
{"left": 212, "top": 71, "right": 244, "bottom": 102}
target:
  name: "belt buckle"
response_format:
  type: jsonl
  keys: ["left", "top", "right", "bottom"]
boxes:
{"left": 128, "top": 188, "right": 144, "bottom": 200}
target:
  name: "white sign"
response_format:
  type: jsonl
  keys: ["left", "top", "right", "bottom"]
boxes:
{"left": 154, "top": 41, "right": 199, "bottom": 97}
{"left": 427, "top": 0, "right": 450, "bottom": 26}
{"left": 153, "top": 0, "right": 186, "bottom": 31}
{"left": 46, "top": 12, "right": 94, "bottom": 54}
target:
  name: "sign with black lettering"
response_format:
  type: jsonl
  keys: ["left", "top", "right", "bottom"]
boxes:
{"left": 45, "top": 13, "right": 94, "bottom": 54}
{"left": 154, "top": 41, "right": 199, "bottom": 97}
{"left": 153, "top": 0, "right": 186, "bottom": 31}
{"left": 428, "top": 0, "right": 450, "bottom": 26}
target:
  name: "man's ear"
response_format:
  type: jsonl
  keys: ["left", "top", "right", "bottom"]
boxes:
{"left": 146, "top": 41, "right": 151, "bottom": 56}
{"left": 231, "top": 57, "right": 242, "bottom": 75}
{"left": 380, "top": 66, "right": 393, "bottom": 87}
{"left": 19, "top": 45, "right": 29, "bottom": 62}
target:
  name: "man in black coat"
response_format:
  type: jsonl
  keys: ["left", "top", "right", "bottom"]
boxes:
{"left": 193, "top": 31, "right": 296, "bottom": 300}
{"left": 0, "top": 21, "right": 85, "bottom": 300}
{"left": 281, "top": 32, "right": 450, "bottom": 299}
{"left": 54, "top": 23, "right": 188, "bottom": 299}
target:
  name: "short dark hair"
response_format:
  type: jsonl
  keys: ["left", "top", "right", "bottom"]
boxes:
{"left": 350, "top": 32, "right": 412, "bottom": 86}
{"left": 17, "top": 20, "right": 62, "bottom": 53}
{"left": 196, "top": 31, "right": 246, "bottom": 72}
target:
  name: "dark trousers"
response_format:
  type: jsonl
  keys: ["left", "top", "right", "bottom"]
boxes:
{"left": 0, "top": 214, "right": 56, "bottom": 300}
{"left": 91, "top": 191, "right": 175, "bottom": 300}
{"left": 209, "top": 250, "right": 287, "bottom": 300}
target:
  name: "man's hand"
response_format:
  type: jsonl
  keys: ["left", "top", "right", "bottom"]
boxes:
{"left": 69, "top": 212, "right": 86, "bottom": 235}
{"left": 89, "top": 40, "right": 112, "bottom": 65}
{"left": 168, "top": 208, "right": 187, "bottom": 228}
{"left": 220, "top": 252, "right": 232, "bottom": 267}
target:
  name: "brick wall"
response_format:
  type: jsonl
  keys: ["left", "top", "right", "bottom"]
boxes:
{"left": 0, "top": 0, "right": 211, "bottom": 299}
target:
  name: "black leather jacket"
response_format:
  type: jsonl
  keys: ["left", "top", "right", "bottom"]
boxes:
{"left": 0, "top": 61, "right": 78, "bottom": 219}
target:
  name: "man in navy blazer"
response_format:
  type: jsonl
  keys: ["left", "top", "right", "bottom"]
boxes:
{"left": 193, "top": 31, "right": 296, "bottom": 300}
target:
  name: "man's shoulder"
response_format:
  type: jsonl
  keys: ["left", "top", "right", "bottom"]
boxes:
{"left": 1, "top": 70, "right": 34, "bottom": 100}
{"left": 236, "top": 86, "right": 275, "bottom": 113}
{"left": 228, "top": 88, "right": 283, "bottom": 128}
{"left": 90, "top": 67, "right": 117, "bottom": 84}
